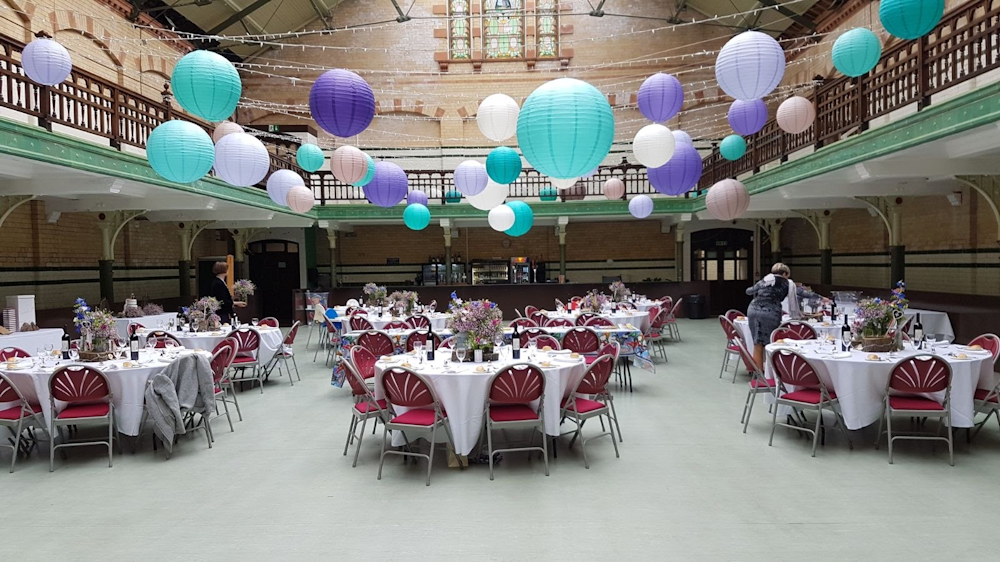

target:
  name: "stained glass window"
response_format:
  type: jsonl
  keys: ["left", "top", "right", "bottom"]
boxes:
{"left": 450, "top": 0, "right": 471, "bottom": 59}
{"left": 536, "top": 0, "right": 558, "bottom": 58}
{"left": 447, "top": 0, "right": 558, "bottom": 61}
{"left": 483, "top": 0, "right": 523, "bottom": 59}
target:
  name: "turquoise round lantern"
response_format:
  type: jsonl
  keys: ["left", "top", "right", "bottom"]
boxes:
{"left": 879, "top": 0, "right": 943, "bottom": 40}
{"left": 445, "top": 190, "right": 462, "bottom": 204}
{"left": 539, "top": 187, "right": 558, "bottom": 202}
{"left": 296, "top": 144, "right": 325, "bottom": 172}
{"left": 505, "top": 201, "right": 534, "bottom": 237}
{"left": 486, "top": 147, "right": 522, "bottom": 184}
{"left": 517, "top": 78, "right": 614, "bottom": 179}
{"left": 403, "top": 203, "right": 431, "bottom": 230}
{"left": 350, "top": 154, "right": 376, "bottom": 187}
{"left": 147, "top": 120, "right": 214, "bottom": 183}
{"left": 832, "top": 28, "right": 882, "bottom": 77}
{"left": 171, "top": 50, "right": 241, "bottom": 123}
{"left": 720, "top": 135, "right": 747, "bottom": 161}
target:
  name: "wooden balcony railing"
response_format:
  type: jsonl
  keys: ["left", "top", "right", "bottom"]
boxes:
{"left": 699, "top": 0, "right": 1000, "bottom": 189}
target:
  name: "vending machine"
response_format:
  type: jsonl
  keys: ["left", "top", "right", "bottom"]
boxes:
{"left": 510, "top": 256, "right": 532, "bottom": 284}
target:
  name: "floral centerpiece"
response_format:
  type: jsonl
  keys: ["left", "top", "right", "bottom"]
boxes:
{"left": 852, "top": 281, "right": 909, "bottom": 351}
{"left": 580, "top": 290, "right": 609, "bottom": 312}
{"left": 233, "top": 279, "right": 256, "bottom": 301}
{"left": 447, "top": 296, "right": 503, "bottom": 360}
{"left": 609, "top": 280, "right": 631, "bottom": 302}
{"left": 73, "top": 298, "right": 118, "bottom": 360}
{"left": 388, "top": 290, "right": 419, "bottom": 316}
{"left": 363, "top": 282, "right": 387, "bottom": 307}
{"left": 141, "top": 302, "right": 164, "bottom": 316}
{"left": 121, "top": 304, "right": 143, "bottom": 318}
{"left": 189, "top": 296, "right": 222, "bottom": 331}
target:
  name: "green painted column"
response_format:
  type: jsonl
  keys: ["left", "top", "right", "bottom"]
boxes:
{"left": 820, "top": 249, "right": 833, "bottom": 285}
{"left": 557, "top": 219, "right": 567, "bottom": 282}
{"left": 326, "top": 229, "right": 338, "bottom": 288}
{"left": 890, "top": 246, "right": 905, "bottom": 284}
{"left": 178, "top": 259, "right": 191, "bottom": 299}
{"left": 99, "top": 260, "right": 114, "bottom": 303}
{"left": 674, "top": 223, "right": 685, "bottom": 282}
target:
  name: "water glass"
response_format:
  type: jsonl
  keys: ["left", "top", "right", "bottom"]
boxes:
{"left": 412, "top": 341, "right": 423, "bottom": 365}
{"left": 251, "top": 318, "right": 259, "bottom": 327}
{"left": 456, "top": 346, "right": 467, "bottom": 363}
{"left": 527, "top": 340, "right": 537, "bottom": 360}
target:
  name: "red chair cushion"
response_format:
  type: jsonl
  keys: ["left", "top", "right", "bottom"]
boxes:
{"left": 750, "top": 378, "right": 775, "bottom": 389}
{"left": 888, "top": 396, "right": 944, "bottom": 411}
{"left": 584, "top": 355, "right": 598, "bottom": 365}
{"left": 232, "top": 356, "right": 256, "bottom": 364}
{"left": 0, "top": 404, "right": 40, "bottom": 420}
{"left": 648, "top": 332, "right": 661, "bottom": 338}
{"left": 354, "top": 399, "right": 388, "bottom": 414}
{"left": 390, "top": 408, "right": 445, "bottom": 426}
{"left": 57, "top": 403, "right": 109, "bottom": 419}
{"left": 489, "top": 404, "right": 539, "bottom": 422}
{"left": 727, "top": 343, "right": 740, "bottom": 351}
{"left": 781, "top": 389, "right": 837, "bottom": 404}
{"left": 974, "top": 388, "right": 999, "bottom": 403}
{"left": 561, "top": 397, "right": 606, "bottom": 413}
{"left": 214, "top": 385, "right": 223, "bottom": 394}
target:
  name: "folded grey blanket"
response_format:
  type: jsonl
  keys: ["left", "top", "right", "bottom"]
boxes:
{"left": 143, "top": 354, "right": 216, "bottom": 452}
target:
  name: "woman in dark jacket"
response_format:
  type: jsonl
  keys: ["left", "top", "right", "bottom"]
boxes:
{"left": 210, "top": 261, "right": 246, "bottom": 323}
{"left": 745, "top": 262, "right": 793, "bottom": 370}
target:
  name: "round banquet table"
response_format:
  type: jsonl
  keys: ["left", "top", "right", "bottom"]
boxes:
{"left": 633, "top": 300, "right": 662, "bottom": 312}
{"left": 113, "top": 313, "right": 178, "bottom": 339}
{"left": 0, "top": 328, "right": 64, "bottom": 356}
{"left": 903, "top": 308, "right": 954, "bottom": 341}
{"left": 0, "top": 349, "right": 210, "bottom": 436}
{"left": 763, "top": 340, "right": 995, "bottom": 429}
{"left": 373, "top": 351, "right": 588, "bottom": 456}
{"left": 137, "top": 326, "right": 283, "bottom": 360}
{"left": 734, "top": 316, "right": 842, "bottom": 346}
{"left": 543, "top": 310, "right": 650, "bottom": 332}
{"left": 358, "top": 312, "right": 450, "bottom": 331}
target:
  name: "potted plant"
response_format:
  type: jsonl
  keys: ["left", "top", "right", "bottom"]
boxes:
{"left": 446, "top": 296, "right": 503, "bottom": 362}
{"left": 388, "top": 290, "right": 420, "bottom": 316}
{"left": 580, "top": 290, "right": 609, "bottom": 312}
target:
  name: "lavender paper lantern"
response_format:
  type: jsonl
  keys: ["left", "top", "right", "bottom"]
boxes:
{"left": 309, "top": 69, "right": 376, "bottom": 138}
{"left": 637, "top": 73, "right": 684, "bottom": 122}
{"left": 363, "top": 161, "right": 408, "bottom": 208}
{"left": 21, "top": 37, "right": 72, "bottom": 86}
{"left": 648, "top": 143, "right": 703, "bottom": 196}
{"left": 629, "top": 195, "right": 654, "bottom": 219}
{"left": 454, "top": 160, "right": 489, "bottom": 196}
{"left": 213, "top": 132, "right": 270, "bottom": 187}
{"left": 266, "top": 169, "right": 303, "bottom": 207}
{"left": 407, "top": 190, "right": 429, "bottom": 206}
{"left": 331, "top": 146, "right": 369, "bottom": 184}
{"left": 706, "top": 179, "right": 750, "bottom": 221}
{"left": 776, "top": 96, "right": 815, "bottom": 134}
{"left": 715, "top": 31, "right": 785, "bottom": 101}
{"left": 728, "top": 99, "right": 768, "bottom": 136}
{"left": 673, "top": 130, "right": 693, "bottom": 146}
{"left": 604, "top": 178, "right": 625, "bottom": 200}
{"left": 286, "top": 185, "right": 316, "bottom": 213}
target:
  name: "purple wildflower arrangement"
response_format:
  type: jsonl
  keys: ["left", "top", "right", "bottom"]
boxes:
{"left": 388, "top": 290, "right": 419, "bottom": 315}
{"left": 121, "top": 305, "right": 144, "bottom": 318}
{"left": 609, "top": 280, "right": 631, "bottom": 301}
{"left": 447, "top": 297, "right": 503, "bottom": 350}
{"left": 853, "top": 281, "right": 909, "bottom": 337}
{"left": 233, "top": 279, "right": 256, "bottom": 300}
{"left": 580, "top": 290, "right": 609, "bottom": 311}
{"left": 363, "top": 283, "right": 387, "bottom": 306}
{"left": 142, "top": 302, "right": 164, "bottom": 316}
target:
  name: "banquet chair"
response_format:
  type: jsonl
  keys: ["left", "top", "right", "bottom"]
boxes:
{"left": 406, "top": 315, "right": 430, "bottom": 329}
{"left": 346, "top": 298, "right": 360, "bottom": 308}
{"left": 645, "top": 308, "right": 670, "bottom": 362}
{"left": 48, "top": 365, "right": 114, "bottom": 471}
{"left": 718, "top": 316, "right": 743, "bottom": 381}
{"left": 439, "top": 336, "right": 458, "bottom": 349}
{"left": 349, "top": 346, "right": 379, "bottom": 384}
{"left": 530, "top": 311, "right": 548, "bottom": 327}
{"left": 776, "top": 320, "right": 817, "bottom": 340}
{"left": 383, "top": 320, "right": 409, "bottom": 330}
{"left": 209, "top": 343, "right": 237, "bottom": 433}
{"left": 563, "top": 327, "right": 600, "bottom": 354}
{"left": 227, "top": 328, "right": 265, "bottom": 394}
{"left": 0, "top": 347, "right": 30, "bottom": 361}
{"left": 769, "top": 349, "right": 853, "bottom": 456}
{"left": 529, "top": 335, "right": 561, "bottom": 351}
{"left": 510, "top": 317, "right": 538, "bottom": 329}
{"left": 771, "top": 326, "right": 807, "bottom": 344}
{"left": 560, "top": 354, "right": 619, "bottom": 468}
{"left": 211, "top": 338, "right": 242, "bottom": 422}
{"left": 0, "top": 372, "right": 47, "bottom": 472}
{"left": 343, "top": 357, "right": 389, "bottom": 467}
{"left": 350, "top": 316, "right": 374, "bottom": 331}
{"left": 661, "top": 298, "right": 684, "bottom": 341}
{"left": 875, "top": 355, "right": 954, "bottom": 465}
{"left": 147, "top": 331, "right": 182, "bottom": 348}
{"left": 545, "top": 317, "right": 574, "bottom": 328}
{"left": 127, "top": 323, "right": 144, "bottom": 338}
{"left": 345, "top": 306, "right": 358, "bottom": 316}
{"left": 263, "top": 321, "right": 301, "bottom": 386}
{"left": 971, "top": 336, "right": 1000, "bottom": 439}
{"left": 585, "top": 317, "right": 615, "bottom": 328}
{"left": 357, "top": 330, "right": 395, "bottom": 357}
{"left": 258, "top": 317, "right": 279, "bottom": 328}
{"left": 725, "top": 309, "right": 743, "bottom": 321}
{"left": 484, "top": 364, "right": 549, "bottom": 480}
{"left": 524, "top": 305, "right": 539, "bottom": 318}
{"left": 519, "top": 327, "right": 548, "bottom": 347}
{"left": 315, "top": 314, "right": 341, "bottom": 366}
{"left": 351, "top": 309, "right": 369, "bottom": 316}
{"left": 405, "top": 329, "right": 441, "bottom": 352}
{"left": 968, "top": 333, "right": 1000, "bottom": 361}
{"left": 594, "top": 341, "right": 625, "bottom": 440}
{"left": 569, "top": 296, "right": 583, "bottom": 305}
{"left": 576, "top": 313, "right": 597, "bottom": 326}
{"left": 304, "top": 303, "right": 327, "bottom": 351}
{"left": 735, "top": 338, "right": 776, "bottom": 433}
{"left": 617, "top": 301, "right": 636, "bottom": 310}
{"left": 377, "top": 366, "right": 456, "bottom": 486}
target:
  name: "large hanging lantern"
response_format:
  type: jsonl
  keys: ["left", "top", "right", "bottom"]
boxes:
{"left": 720, "top": 135, "right": 747, "bottom": 161}
{"left": 454, "top": 160, "right": 489, "bottom": 196}
{"left": 350, "top": 154, "right": 377, "bottom": 187}
{"left": 363, "top": 161, "right": 408, "bottom": 207}
{"left": 715, "top": 31, "right": 785, "bottom": 101}
{"left": 286, "top": 185, "right": 316, "bottom": 213}
{"left": 633, "top": 124, "right": 676, "bottom": 168}
{"left": 309, "top": 69, "right": 376, "bottom": 138}
{"left": 488, "top": 204, "right": 516, "bottom": 231}
{"left": 517, "top": 78, "right": 615, "bottom": 179}
{"left": 266, "top": 169, "right": 302, "bottom": 206}
{"left": 486, "top": 147, "right": 522, "bottom": 184}
{"left": 22, "top": 37, "right": 72, "bottom": 86}
{"left": 213, "top": 132, "right": 269, "bottom": 187}
{"left": 467, "top": 180, "right": 508, "bottom": 211}
{"left": 212, "top": 121, "right": 244, "bottom": 143}
{"left": 403, "top": 203, "right": 431, "bottom": 230}
{"left": 648, "top": 143, "right": 703, "bottom": 196}
{"left": 539, "top": 187, "right": 558, "bottom": 202}
{"left": 552, "top": 177, "right": 580, "bottom": 190}
{"left": 706, "top": 179, "right": 750, "bottom": 221}
{"left": 832, "top": 28, "right": 882, "bottom": 77}
{"left": 296, "top": 143, "right": 325, "bottom": 173}
{"left": 171, "top": 50, "right": 242, "bottom": 122}
{"left": 879, "top": 0, "right": 943, "bottom": 40}
{"left": 146, "top": 120, "right": 214, "bottom": 184}
{"left": 776, "top": 96, "right": 815, "bottom": 134}
{"left": 629, "top": 195, "right": 654, "bottom": 219}
{"left": 673, "top": 130, "right": 693, "bottom": 146}
{"left": 331, "top": 146, "right": 369, "bottom": 185}
{"left": 604, "top": 178, "right": 625, "bottom": 200}
{"left": 728, "top": 99, "right": 768, "bottom": 136}
{"left": 637, "top": 73, "right": 684, "bottom": 122}
{"left": 477, "top": 94, "right": 520, "bottom": 142}
{"left": 408, "top": 190, "right": 429, "bottom": 206}
{"left": 505, "top": 201, "right": 534, "bottom": 237}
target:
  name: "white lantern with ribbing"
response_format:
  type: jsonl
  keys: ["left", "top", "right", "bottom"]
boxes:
{"left": 22, "top": 37, "right": 72, "bottom": 86}
{"left": 213, "top": 132, "right": 269, "bottom": 187}
{"left": 488, "top": 204, "right": 516, "bottom": 232}
{"left": 632, "top": 124, "right": 675, "bottom": 168}
{"left": 715, "top": 31, "right": 785, "bottom": 101}
{"left": 476, "top": 94, "right": 520, "bottom": 142}
{"left": 266, "top": 169, "right": 303, "bottom": 207}
{"left": 467, "top": 180, "right": 509, "bottom": 211}
{"left": 706, "top": 179, "right": 750, "bottom": 221}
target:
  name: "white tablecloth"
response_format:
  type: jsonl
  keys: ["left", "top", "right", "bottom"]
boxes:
{"left": 904, "top": 309, "right": 954, "bottom": 341}
{"left": 113, "top": 314, "right": 178, "bottom": 338}
{"left": 764, "top": 341, "right": 993, "bottom": 429}
{"left": 359, "top": 313, "right": 450, "bottom": 331}
{"left": 544, "top": 310, "right": 650, "bottom": 332}
{"left": 374, "top": 354, "right": 587, "bottom": 455}
{"left": 634, "top": 300, "right": 662, "bottom": 312}
{"left": 138, "top": 327, "right": 283, "bottom": 360}
{"left": 734, "top": 317, "right": 842, "bottom": 346}
{"left": 0, "top": 328, "right": 64, "bottom": 355}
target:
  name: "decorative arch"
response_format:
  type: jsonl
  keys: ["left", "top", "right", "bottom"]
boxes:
{"left": 2, "top": 0, "right": 32, "bottom": 27}
{"left": 49, "top": 11, "right": 125, "bottom": 68}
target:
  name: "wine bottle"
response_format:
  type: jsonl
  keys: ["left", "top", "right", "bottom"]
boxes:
{"left": 831, "top": 299, "right": 838, "bottom": 322}
{"left": 61, "top": 332, "right": 70, "bottom": 360}
{"left": 841, "top": 314, "right": 851, "bottom": 352}
{"left": 913, "top": 313, "right": 924, "bottom": 349}
{"left": 426, "top": 331, "right": 435, "bottom": 361}
{"left": 512, "top": 324, "right": 521, "bottom": 360}
{"left": 130, "top": 331, "right": 139, "bottom": 361}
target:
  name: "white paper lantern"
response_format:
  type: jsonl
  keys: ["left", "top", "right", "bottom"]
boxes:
{"left": 286, "top": 185, "right": 316, "bottom": 213}
{"left": 629, "top": 195, "right": 654, "bottom": 219}
{"left": 706, "top": 179, "right": 750, "bottom": 221}
{"left": 551, "top": 177, "right": 580, "bottom": 190}
{"left": 212, "top": 121, "right": 244, "bottom": 144}
{"left": 633, "top": 124, "right": 676, "bottom": 168}
{"left": 477, "top": 94, "right": 520, "bottom": 142}
{"left": 715, "top": 31, "right": 785, "bottom": 101}
{"left": 488, "top": 204, "right": 516, "bottom": 232}
{"left": 266, "top": 169, "right": 303, "bottom": 207}
{"left": 213, "top": 132, "right": 269, "bottom": 187}
{"left": 467, "top": 180, "right": 509, "bottom": 211}
{"left": 776, "top": 96, "right": 816, "bottom": 134}
{"left": 22, "top": 37, "right": 72, "bottom": 86}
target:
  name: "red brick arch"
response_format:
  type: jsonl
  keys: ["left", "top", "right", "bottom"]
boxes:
{"left": 49, "top": 10, "right": 125, "bottom": 68}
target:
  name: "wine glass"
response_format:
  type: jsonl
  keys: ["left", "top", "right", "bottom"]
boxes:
{"left": 456, "top": 345, "right": 467, "bottom": 364}
{"left": 527, "top": 340, "right": 537, "bottom": 361}
{"left": 494, "top": 333, "right": 505, "bottom": 361}
{"left": 251, "top": 318, "right": 259, "bottom": 327}
{"left": 412, "top": 341, "right": 423, "bottom": 365}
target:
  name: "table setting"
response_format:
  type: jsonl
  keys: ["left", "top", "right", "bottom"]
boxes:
{"left": 136, "top": 324, "right": 283, "bottom": 360}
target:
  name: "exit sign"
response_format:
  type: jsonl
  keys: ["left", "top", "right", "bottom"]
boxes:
{"left": 268, "top": 124, "right": 280, "bottom": 132}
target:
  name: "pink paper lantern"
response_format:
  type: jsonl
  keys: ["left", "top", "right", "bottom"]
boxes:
{"left": 706, "top": 179, "right": 750, "bottom": 221}
{"left": 776, "top": 96, "right": 815, "bottom": 134}
{"left": 331, "top": 145, "right": 369, "bottom": 184}
{"left": 286, "top": 185, "right": 316, "bottom": 213}
{"left": 603, "top": 178, "right": 625, "bottom": 200}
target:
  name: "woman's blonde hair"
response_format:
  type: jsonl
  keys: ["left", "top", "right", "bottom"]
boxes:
{"left": 771, "top": 262, "right": 790, "bottom": 276}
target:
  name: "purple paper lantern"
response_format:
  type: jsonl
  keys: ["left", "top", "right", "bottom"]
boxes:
{"left": 637, "top": 73, "right": 684, "bottom": 122}
{"left": 454, "top": 160, "right": 489, "bottom": 196}
{"left": 363, "top": 161, "right": 408, "bottom": 208}
{"left": 648, "top": 143, "right": 703, "bottom": 196}
{"left": 727, "top": 99, "right": 768, "bottom": 136}
{"left": 407, "top": 190, "right": 429, "bottom": 206}
{"left": 629, "top": 195, "right": 654, "bottom": 219}
{"left": 309, "top": 69, "right": 376, "bottom": 138}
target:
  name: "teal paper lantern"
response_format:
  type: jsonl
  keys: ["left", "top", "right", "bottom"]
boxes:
{"left": 296, "top": 143, "right": 325, "bottom": 172}
{"left": 146, "top": 120, "right": 214, "bottom": 183}
{"left": 171, "top": 50, "right": 241, "bottom": 122}
{"left": 517, "top": 78, "right": 615, "bottom": 179}
{"left": 879, "top": 0, "right": 943, "bottom": 40}
{"left": 445, "top": 190, "right": 462, "bottom": 204}
{"left": 720, "top": 135, "right": 747, "bottom": 161}
{"left": 505, "top": 201, "right": 534, "bottom": 237}
{"left": 486, "top": 147, "right": 522, "bottom": 184}
{"left": 350, "top": 154, "right": 376, "bottom": 187}
{"left": 403, "top": 203, "right": 431, "bottom": 230}
{"left": 832, "top": 28, "right": 882, "bottom": 77}
{"left": 539, "top": 187, "right": 558, "bottom": 202}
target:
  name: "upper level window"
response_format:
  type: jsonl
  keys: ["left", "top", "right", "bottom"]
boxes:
{"left": 447, "top": 0, "right": 559, "bottom": 62}
{"left": 483, "top": 0, "right": 523, "bottom": 59}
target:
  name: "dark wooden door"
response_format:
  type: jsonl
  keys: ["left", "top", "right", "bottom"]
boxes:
{"left": 248, "top": 240, "right": 300, "bottom": 324}
{"left": 691, "top": 229, "right": 754, "bottom": 315}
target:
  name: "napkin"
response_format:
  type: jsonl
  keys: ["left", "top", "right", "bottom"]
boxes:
{"left": 830, "top": 352, "right": 852, "bottom": 359}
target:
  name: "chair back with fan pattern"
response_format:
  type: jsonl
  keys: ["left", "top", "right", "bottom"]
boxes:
{"left": 562, "top": 327, "right": 600, "bottom": 354}
{"left": 488, "top": 364, "right": 544, "bottom": 405}
{"left": 0, "top": 347, "right": 30, "bottom": 361}
{"left": 350, "top": 316, "right": 373, "bottom": 331}
{"left": 212, "top": 337, "right": 240, "bottom": 368}
{"left": 524, "top": 305, "right": 539, "bottom": 318}
{"left": 383, "top": 321, "right": 409, "bottom": 330}
{"left": 406, "top": 329, "right": 440, "bottom": 351}
{"left": 530, "top": 311, "right": 548, "bottom": 327}
{"left": 48, "top": 365, "right": 111, "bottom": 406}
{"left": 350, "top": 346, "right": 378, "bottom": 380}
{"left": 574, "top": 354, "right": 614, "bottom": 395}
{"left": 519, "top": 327, "right": 548, "bottom": 347}
{"left": 529, "top": 335, "right": 561, "bottom": 350}
{"left": 259, "top": 317, "right": 279, "bottom": 328}
{"left": 210, "top": 343, "right": 236, "bottom": 384}
{"left": 576, "top": 313, "right": 596, "bottom": 326}
{"left": 509, "top": 317, "right": 537, "bottom": 329}
{"left": 0, "top": 372, "right": 29, "bottom": 408}
{"left": 380, "top": 367, "right": 438, "bottom": 409}
{"left": 357, "top": 330, "right": 394, "bottom": 357}
{"left": 227, "top": 328, "right": 260, "bottom": 358}
{"left": 969, "top": 333, "right": 1000, "bottom": 362}
{"left": 598, "top": 341, "right": 620, "bottom": 361}
{"left": 771, "top": 350, "right": 821, "bottom": 388}
{"left": 406, "top": 315, "right": 430, "bottom": 329}
{"left": 888, "top": 355, "right": 952, "bottom": 394}
{"left": 147, "top": 331, "right": 182, "bottom": 348}
{"left": 545, "top": 317, "right": 574, "bottom": 328}
{"left": 778, "top": 320, "right": 817, "bottom": 340}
